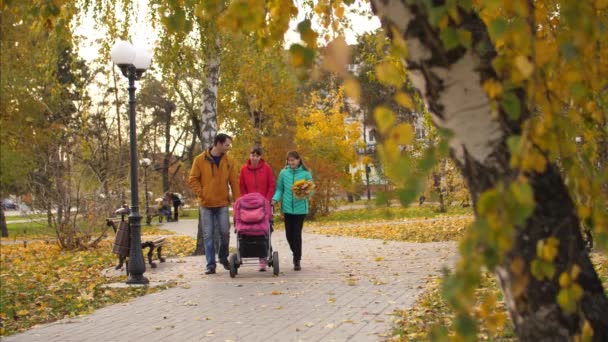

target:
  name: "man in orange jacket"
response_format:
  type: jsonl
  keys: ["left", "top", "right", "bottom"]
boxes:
{"left": 188, "top": 133, "right": 240, "bottom": 274}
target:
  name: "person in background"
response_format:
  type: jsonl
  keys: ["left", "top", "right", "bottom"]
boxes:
{"left": 238, "top": 146, "right": 276, "bottom": 271}
{"left": 160, "top": 192, "right": 173, "bottom": 222}
{"left": 188, "top": 133, "right": 240, "bottom": 275}
{"left": 272, "top": 151, "right": 313, "bottom": 271}
{"left": 170, "top": 192, "right": 182, "bottom": 222}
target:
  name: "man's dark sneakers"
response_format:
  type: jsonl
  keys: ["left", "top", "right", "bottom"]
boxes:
{"left": 220, "top": 259, "right": 230, "bottom": 270}
{"left": 204, "top": 267, "right": 216, "bottom": 275}
{"left": 294, "top": 260, "right": 301, "bottom": 271}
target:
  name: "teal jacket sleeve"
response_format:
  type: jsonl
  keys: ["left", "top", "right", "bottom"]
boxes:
{"left": 272, "top": 170, "right": 284, "bottom": 202}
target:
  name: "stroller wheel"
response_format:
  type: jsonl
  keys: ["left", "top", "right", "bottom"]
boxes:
{"left": 272, "top": 251, "right": 279, "bottom": 276}
{"left": 229, "top": 254, "right": 238, "bottom": 278}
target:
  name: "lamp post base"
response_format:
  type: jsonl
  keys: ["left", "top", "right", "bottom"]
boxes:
{"left": 126, "top": 274, "right": 150, "bottom": 285}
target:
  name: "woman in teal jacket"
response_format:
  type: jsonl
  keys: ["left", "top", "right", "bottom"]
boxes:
{"left": 272, "top": 151, "right": 313, "bottom": 271}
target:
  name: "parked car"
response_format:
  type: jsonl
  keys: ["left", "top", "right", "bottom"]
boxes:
{"left": 1, "top": 199, "right": 18, "bottom": 210}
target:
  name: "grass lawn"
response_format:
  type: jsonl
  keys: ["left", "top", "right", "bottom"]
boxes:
{"left": 2, "top": 221, "right": 55, "bottom": 240}
{"left": 4, "top": 214, "right": 47, "bottom": 222}
{"left": 311, "top": 203, "right": 472, "bottom": 223}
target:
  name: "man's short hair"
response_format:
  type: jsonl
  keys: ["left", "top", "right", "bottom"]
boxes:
{"left": 214, "top": 133, "right": 233, "bottom": 145}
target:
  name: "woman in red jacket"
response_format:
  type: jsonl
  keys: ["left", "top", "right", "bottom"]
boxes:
{"left": 238, "top": 146, "right": 276, "bottom": 271}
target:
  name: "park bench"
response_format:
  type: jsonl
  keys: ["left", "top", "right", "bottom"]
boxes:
{"left": 106, "top": 218, "right": 167, "bottom": 273}
{"left": 145, "top": 204, "right": 173, "bottom": 225}
{"left": 116, "top": 205, "right": 171, "bottom": 225}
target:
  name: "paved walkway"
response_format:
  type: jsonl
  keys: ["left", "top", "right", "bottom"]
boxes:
{"left": 4, "top": 219, "right": 456, "bottom": 341}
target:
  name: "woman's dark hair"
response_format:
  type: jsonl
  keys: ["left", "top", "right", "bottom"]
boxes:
{"left": 250, "top": 146, "right": 263, "bottom": 156}
{"left": 286, "top": 150, "right": 309, "bottom": 171}
{"left": 213, "top": 133, "right": 233, "bottom": 145}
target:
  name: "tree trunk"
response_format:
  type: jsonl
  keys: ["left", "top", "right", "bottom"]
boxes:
{"left": 194, "top": 36, "right": 221, "bottom": 256}
{"left": 371, "top": 0, "right": 608, "bottom": 338}
{"left": 199, "top": 37, "right": 220, "bottom": 150}
{"left": 1, "top": 207, "right": 7, "bottom": 237}
{"left": 162, "top": 104, "right": 174, "bottom": 193}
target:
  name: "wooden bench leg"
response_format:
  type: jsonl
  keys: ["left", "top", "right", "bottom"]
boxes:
{"left": 141, "top": 241, "right": 156, "bottom": 268}
{"left": 157, "top": 246, "right": 166, "bottom": 263}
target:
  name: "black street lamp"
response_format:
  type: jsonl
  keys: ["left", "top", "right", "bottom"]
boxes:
{"left": 111, "top": 40, "right": 152, "bottom": 285}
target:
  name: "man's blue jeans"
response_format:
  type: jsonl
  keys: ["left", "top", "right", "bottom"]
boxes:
{"left": 199, "top": 206, "right": 230, "bottom": 269}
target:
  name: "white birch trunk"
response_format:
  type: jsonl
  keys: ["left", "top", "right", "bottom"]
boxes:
{"left": 200, "top": 36, "right": 220, "bottom": 150}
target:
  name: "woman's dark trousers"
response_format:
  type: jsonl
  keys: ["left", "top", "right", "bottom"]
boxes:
{"left": 284, "top": 213, "right": 305, "bottom": 263}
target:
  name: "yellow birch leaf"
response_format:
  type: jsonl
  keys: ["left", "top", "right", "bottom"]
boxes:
{"left": 390, "top": 123, "right": 414, "bottom": 145}
{"left": 374, "top": 106, "right": 395, "bottom": 134}
{"left": 542, "top": 241, "right": 558, "bottom": 261}
{"left": 483, "top": 79, "right": 503, "bottom": 98}
{"left": 322, "top": 36, "right": 350, "bottom": 77}
{"left": 559, "top": 272, "right": 571, "bottom": 287}
{"left": 515, "top": 55, "right": 534, "bottom": 79}
{"left": 394, "top": 91, "right": 414, "bottom": 109}
{"left": 375, "top": 62, "right": 403, "bottom": 87}
{"left": 335, "top": 6, "right": 344, "bottom": 18}
{"left": 570, "top": 265, "right": 581, "bottom": 280}
{"left": 343, "top": 78, "right": 361, "bottom": 102}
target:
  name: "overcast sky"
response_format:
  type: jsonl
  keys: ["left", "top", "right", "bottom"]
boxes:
{"left": 75, "top": 0, "right": 380, "bottom": 63}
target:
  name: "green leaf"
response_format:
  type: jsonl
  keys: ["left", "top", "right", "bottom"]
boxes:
{"left": 429, "top": 325, "right": 449, "bottom": 341}
{"left": 428, "top": 5, "right": 447, "bottom": 27}
{"left": 557, "top": 288, "right": 577, "bottom": 313}
{"left": 570, "top": 82, "right": 587, "bottom": 101}
{"left": 297, "top": 19, "right": 312, "bottom": 33}
{"left": 458, "top": 29, "right": 472, "bottom": 49}
{"left": 508, "top": 181, "right": 535, "bottom": 225}
{"left": 418, "top": 149, "right": 437, "bottom": 172}
{"left": 458, "top": 0, "right": 473, "bottom": 11}
{"left": 454, "top": 314, "right": 477, "bottom": 341}
{"left": 477, "top": 188, "right": 499, "bottom": 216}
{"left": 530, "top": 259, "right": 543, "bottom": 279}
{"left": 541, "top": 261, "right": 556, "bottom": 279}
{"left": 375, "top": 191, "right": 390, "bottom": 206}
{"left": 501, "top": 91, "right": 521, "bottom": 120}
{"left": 440, "top": 27, "right": 460, "bottom": 50}
{"left": 489, "top": 18, "right": 508, "bottom": 41}
{"left": 506, "top": 135, "right": 522, "bottom": 155}
{"left": 373, "top": 106, "right": 395, "bottom": 134}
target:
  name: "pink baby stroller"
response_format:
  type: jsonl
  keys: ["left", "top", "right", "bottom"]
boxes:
{"left": 229, "top": 192, "right": 279, "bottom": 277}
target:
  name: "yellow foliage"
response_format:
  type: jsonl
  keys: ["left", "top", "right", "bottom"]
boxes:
{"left": 394, "top": 91, "right": 415, "bottom": 109}
{"left": 514, "top": 55, "right": 534, "bottom": 79}
{"left": 293, "top": 87, "right": 361, "bottom": 215}
{"left": 482, "top": 79, "right": 503, "bottom": 99}
{"left": 342, "top": 77, "right": 361, "bottom": 102}
{"left": 389, "top": 123, "right": 414, "bottom": 145}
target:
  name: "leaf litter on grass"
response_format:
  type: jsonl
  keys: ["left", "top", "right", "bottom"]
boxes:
{"left": 0, "top": 234, "right": 196, "bottom": 336}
